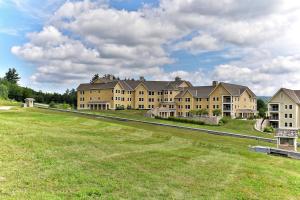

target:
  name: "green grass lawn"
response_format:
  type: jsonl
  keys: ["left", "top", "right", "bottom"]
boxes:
{"left": 84, "top": 109, "right": 272, "bottom": 138}
{"left": 0, "top": 108, "right": 299, "bottom": 199}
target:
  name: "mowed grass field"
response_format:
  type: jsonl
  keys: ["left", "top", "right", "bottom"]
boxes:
{"left": 0, "top": 108, "right": 300, "bottom": 199}
{"left": 86, "top": 109, "right": 272, "bottom": 138}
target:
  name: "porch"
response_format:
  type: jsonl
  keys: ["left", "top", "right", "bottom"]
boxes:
{"left": 88, "top": 101, "right": 110, "bottom": 110}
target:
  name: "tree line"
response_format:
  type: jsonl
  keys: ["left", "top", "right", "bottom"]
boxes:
{"left": 0, "top": 68, "right": 77, "bottom": 107}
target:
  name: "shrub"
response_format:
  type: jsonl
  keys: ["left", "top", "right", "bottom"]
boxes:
{"left": 219, "top": 117, "right": 231, "bottom": 125}
{"left": 247, "top": 115, "right": 255, "bottom": 120}
{"left": 49, "top": 101, "right": 56, "bottom": 108}
{"left": 0, "top": 84, "right": 8, "bottom": 100}
{"left": 213, "top": 109, "right": 221, "bottom": 116}
{"left": 263, "top": 126, "right": 274, "bottom": 133}
{"left": 116, "top": 105, "right": 125, "bottom": 110}
{"left": 56, "top": 103, "right": 71, "bottom": 109}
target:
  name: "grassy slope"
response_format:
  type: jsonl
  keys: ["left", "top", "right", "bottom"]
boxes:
{"left": 85, "top": 109, "right": 272, "bottom": 138}
{"left": 0, "top": 99, "right": 21, "bottom": 106}
{"left": 0, "top": 108, "right": 299, "bottom": 199}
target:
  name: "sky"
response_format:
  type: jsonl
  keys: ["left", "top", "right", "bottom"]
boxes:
{"left": 1, "top": 0, "right": 300, "bottom": 95}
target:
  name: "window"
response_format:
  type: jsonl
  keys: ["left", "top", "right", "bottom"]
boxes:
{"left": 148, "top": 91, "right": 154, "bottom": 95}
{"left": 199, "top": 98, "right": 202, "bottom": 101}
{"left": 170, "top": 91, "right": 172, "bottom": 95}
{"left": 285, "top": 122, "right": 288, "bottom": 127}
{"left": 121, "top": 90, "right": 125, "bottom": 94}
{"left": 139, "top": 91, "right": 144, "bottom": 95}
{"left": 178, "top": 98, "right": 182, "bottom": 102}
{"left": 289, "top": 105, "right": 293, "bottom": 109}
{"left": 213, "top": 105, "right": 215, "bottom": 109}
{"left": 207, "top": 98, "right": 209, "bottom": 101}
{"left": 285, "top": 114, "right": 288, "bottom": 118}
{"left": 207, "top": 105, "right": 209, "bottom": 109}
{"left": 185, "top": 105, "right": 191, "bottom": 109}
{"left": 112, "top": 97, "right": 113, "bottom": 100}
{"left": 170, "top": 98, "right": 172, "bottom": 101}
{"left": 217, "top": 105, "right": 219, "bottom": 109}
{"left": 285, "top": 105, "right": 288, "bottom": 109}
{"left": 213, "top": 97, "right": 215, "bottom": 101}
{"left": 217, "top": 97, "right": 219, "bottom": 101}
{"left": 139, "top": 98, "right": 144, "bottom": 101}
{"left": 290, "top": 114, "right": 293, "bottom": 118}
{"left": 290, "top": 123, "right": 293, "bottom": 127}
{"left": 164, "top": 91, "right": 168, "bottom": 95}
{"left": 138, "top": 105, "right": 144, "bottom": 109}
{"left": 185, "top": 98, "right": 191, "bottom": 102}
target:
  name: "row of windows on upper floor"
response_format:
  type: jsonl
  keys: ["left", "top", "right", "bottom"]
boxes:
{"left": 284, "top": 122, "right": 293, "bottom": 127}
{"left": 80, "top": 91, "right": 256, "bottom": 102}
{"left": 80, "top": 90, "right": 174, "bottom": 95}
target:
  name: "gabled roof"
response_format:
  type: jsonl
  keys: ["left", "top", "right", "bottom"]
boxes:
{"left": 175, "top": 86, "right": 214, "bottom": 98}
{"left": 77, "top": 79, "right": 192, "bottom": 91}
{"left": 214, "top": 82, "right": 256, "bottom": 97}
{"left": 77, "top": 81, "right": 119, "bottom": 90}
{"left": 270, "top": 88, "right": 300, "bottom": 104}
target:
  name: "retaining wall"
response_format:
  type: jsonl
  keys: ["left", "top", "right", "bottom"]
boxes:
{"left": 36, "top": 107, "right": 285, "bottom": 145}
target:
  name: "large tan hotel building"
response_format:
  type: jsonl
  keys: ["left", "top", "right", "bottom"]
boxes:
{"left": 77, "top": 75, "right": 257, "bottom": 118}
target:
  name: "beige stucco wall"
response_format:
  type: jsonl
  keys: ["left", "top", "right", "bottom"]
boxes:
{"left": 269, "top": 90, "right": 299, "bottom": 129}
{"left": 209, "top": 85, "right": 230, "bottom": 116}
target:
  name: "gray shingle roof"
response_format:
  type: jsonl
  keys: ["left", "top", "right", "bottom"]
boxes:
{"left": 175, "top": 86, "right": 214, "bottom": 98}
{"left": 77, "top": 81, "right": 118, "bottom": 90}
{"left": 77, "top": 80, "right": 191, "bottom": 91}
{"left": 281, "top": 88, "right": 300, "bottom": 104}
{"left": 220, "top": 82, "right": 256, "bottom": 97}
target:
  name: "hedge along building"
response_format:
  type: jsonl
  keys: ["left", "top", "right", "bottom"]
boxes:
{"left": 77, "top": 75, "right": 257, "bottom": 118}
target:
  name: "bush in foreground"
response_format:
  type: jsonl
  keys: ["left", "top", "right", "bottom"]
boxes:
{"left": 264, "top": 126, "right": 274, "bottom": 133}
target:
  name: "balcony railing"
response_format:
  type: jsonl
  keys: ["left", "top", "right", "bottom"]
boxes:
{"left": 269, "top": 116, "right": 279, "bottom": 120}
{"left": 223, "top": 99, "right": 232, "bottom": 103}
{"left": 269, "top": 108, "right": 279, "bottom": 111}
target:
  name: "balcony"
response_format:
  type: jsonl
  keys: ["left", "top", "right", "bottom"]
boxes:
{"left": 223, "top": 105, "right": 232, "bottom": 112}
{"left": 269, "top": 116, "right": 279, "bottom": 121}
{"left": 269, "top": 104, "right": 279, "bottom": 112}
{"left": 269, "top": 113, "right": 279, "bottom": 121}
{"left": 223, "top": 96, "right": 232, "bottom": 103}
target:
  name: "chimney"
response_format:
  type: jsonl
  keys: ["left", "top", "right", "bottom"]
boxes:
{"left": 212, "top": 81, "right": 218, "bottom": 87}
{"left": 139, "top": 76, "right": 146, "bottom": 81}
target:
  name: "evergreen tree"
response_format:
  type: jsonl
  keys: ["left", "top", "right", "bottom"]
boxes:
{"left": 90, "top": 74, "right": 100, "bottom": 83}
{"left": 4, "top": 68, "right": 20, "bottom": 84}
